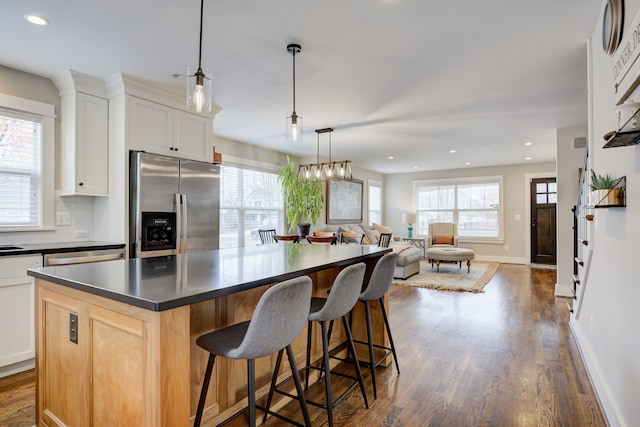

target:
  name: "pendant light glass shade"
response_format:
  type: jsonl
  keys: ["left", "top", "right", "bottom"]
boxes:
{"left": 286, "top": 111, "right": 303, "bottom": 143}
{"left": 286, "top": 44, "right": 302, "bottom": 143}
{"left": 187, "top": 67, "right": 212, "bottom": 113}
{"left": 187, "top": 0, "right": 212, "bottom": 113}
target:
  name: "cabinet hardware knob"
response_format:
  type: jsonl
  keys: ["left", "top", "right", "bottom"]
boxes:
{"left": 79, "top": 182, "right": 84, "bottom": 186}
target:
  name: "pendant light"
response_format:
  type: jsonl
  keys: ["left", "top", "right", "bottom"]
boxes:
{"left": 187, "top": 0, "right": 212, "bottom": 113}
{"left": 297, "top": 128, "right": 352, "bottom": 182}
{"left": 286, "top": 43, "right": 303, "bottom": 143}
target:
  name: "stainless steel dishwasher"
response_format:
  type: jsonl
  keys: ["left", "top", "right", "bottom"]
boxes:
{"left": 43, "top": 247, "right": 125, "bottom": 266}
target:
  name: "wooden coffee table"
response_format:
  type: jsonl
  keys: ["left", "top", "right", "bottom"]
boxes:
{"left": 426, "top": 247, "right": 475, "bottom": 273}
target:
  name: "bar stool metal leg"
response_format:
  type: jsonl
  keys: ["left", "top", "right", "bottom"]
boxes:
{"left": 379, "top": 297, "right": 400, "bottom": 374}
{"left": 194, "top": 354, "right": 216, "bottom": 427}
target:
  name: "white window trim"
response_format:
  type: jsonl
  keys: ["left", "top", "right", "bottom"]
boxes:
{"left": 0, "top": 93, "right": 55, "bottom": 232}
{"left": 368, "top": 178, "right": 382, "bottom": 226}
{"left": 413, "top": 175, "right": 504, "bottom": 244}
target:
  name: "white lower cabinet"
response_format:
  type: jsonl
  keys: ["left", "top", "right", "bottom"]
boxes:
{"left": 0, "top": 254, "right": 42, "bottom": 377}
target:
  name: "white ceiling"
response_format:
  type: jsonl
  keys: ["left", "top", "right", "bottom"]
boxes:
{"left": 2, "top": 0, "right": 602, "bottom": 174}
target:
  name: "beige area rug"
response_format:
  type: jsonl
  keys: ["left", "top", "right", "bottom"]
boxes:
{"left": 393, "top": 260, "right": 500, "bottom": 293}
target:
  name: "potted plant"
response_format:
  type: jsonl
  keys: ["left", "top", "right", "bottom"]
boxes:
{"left": 589, "top": 170, "right": 623, "bottom": 206}
{"left": 278, "top": 156, "right": 324, "bottom": 237}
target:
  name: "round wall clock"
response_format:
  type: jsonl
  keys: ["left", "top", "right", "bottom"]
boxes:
{"left": 603, "top": 0, "right": 624, "bottom": 55}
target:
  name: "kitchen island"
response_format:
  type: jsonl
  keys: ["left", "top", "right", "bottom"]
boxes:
{"left": 27, "top": 244, "right": 391, "bottom": 426}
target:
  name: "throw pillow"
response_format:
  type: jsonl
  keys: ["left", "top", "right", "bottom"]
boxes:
{"left": 372, "top": 222, "right": 392, "bottom": 233}
{"left": 433, "top": 235, "right": 454, "bottom": 245}
{"left": 363, "top": 227, "right": 380, "bottom": 245}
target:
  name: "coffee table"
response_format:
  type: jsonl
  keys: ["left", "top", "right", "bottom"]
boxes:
{"left": 426, "top": 247, "right": 475, "bottom": 273}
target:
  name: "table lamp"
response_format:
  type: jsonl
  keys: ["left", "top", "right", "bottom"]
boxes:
{"left": 402, "top": 212, "right": 417, "bottom": 238}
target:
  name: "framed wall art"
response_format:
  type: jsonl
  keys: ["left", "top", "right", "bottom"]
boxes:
{"left": 326, "top": 179, "right": 363, "bottom": 224}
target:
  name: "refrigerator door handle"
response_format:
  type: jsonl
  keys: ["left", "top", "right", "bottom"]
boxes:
{"left": 175, "top": 193, "right": 183, "bottom": 254}
{"left": 181, "top": 193, "right": 188, "bottom": 253}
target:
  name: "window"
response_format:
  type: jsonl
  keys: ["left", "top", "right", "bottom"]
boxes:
{"left": 414, "top": 176, "right": 503, "bottom": 240}
{"left": 368, "top": 179, "right": 382, "bottom": 226}
{"left": 219, "top": 164, "right": 283, "bottom": 248}
{"left": 0, "top": 94, "right": 54, "bottom": 231}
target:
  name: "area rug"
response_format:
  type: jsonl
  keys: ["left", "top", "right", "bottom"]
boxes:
{"left": 393, "top": 260, "right": 500, "bottom": 293}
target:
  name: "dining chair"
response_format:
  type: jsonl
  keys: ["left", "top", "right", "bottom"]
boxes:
{"left": 258, "top": 229, "right": 277, "bottom": 244}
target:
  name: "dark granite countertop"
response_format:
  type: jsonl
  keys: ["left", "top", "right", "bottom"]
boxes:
{"left": 27, "top": 244, "right": 390, "bottom": 312}
{"left": 0, "top": 241, "right": 125, "bottom": 257}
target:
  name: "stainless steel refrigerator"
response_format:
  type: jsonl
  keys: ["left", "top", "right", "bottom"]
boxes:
{"left": 129, "top": 151, "right": 220, "bottom": 258}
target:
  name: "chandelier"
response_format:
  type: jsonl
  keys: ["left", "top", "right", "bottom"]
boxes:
{"left": 297, "top": 128, "right": 352, "bottom": 182}
{"left": 186, "top": 0, "right": 212, "bottom": 113}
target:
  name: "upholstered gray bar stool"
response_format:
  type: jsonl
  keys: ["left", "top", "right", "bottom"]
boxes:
{"left": 263, "top": 263, "right": 369, "bottom": 427}
{"left": 326, "top": 252, "right": 400, "bottom": 399}
{"left": 193, "top": 276, "right": 313, "bottom": 427}
{"left": 355, "top": 252, "right": 400, "bottom": 399}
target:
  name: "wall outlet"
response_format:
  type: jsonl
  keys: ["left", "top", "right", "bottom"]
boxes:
{"left": 69, "top": 312, "right": 78, "bottom": 344}
{"left": 56, "top": 211, "right": 71, "bottom": 226}
{"left": 74, "top": 230, "right": 89, "bottom": 238}
{"left": 505, "top": 245, "right": 509, "bottom": 251}
{"left": 514, "top": 214, "right": 521, "bottom": 221}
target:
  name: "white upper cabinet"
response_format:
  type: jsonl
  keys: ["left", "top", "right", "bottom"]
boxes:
{"left": 54, "top": 71, "right": 109, "bottom": 196}
{"left": 129, "top": 96, "right": 213, "bottom": 162}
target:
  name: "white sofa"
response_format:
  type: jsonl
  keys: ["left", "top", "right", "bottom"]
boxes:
{"left": 319, "top": 224, "right": 422, "bottom": 279}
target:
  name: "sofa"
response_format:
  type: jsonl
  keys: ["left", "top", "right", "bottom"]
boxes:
{"left": 319, "top": 223, "right": 422, "bottom": 279}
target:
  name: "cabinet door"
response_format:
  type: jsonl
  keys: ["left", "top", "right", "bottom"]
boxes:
{"left": 174, "top": 110, "right": 212, "bottom": 162}
{"left": 0, "top": 255, "right": 41, "bottom": 372}
{"left": 130, "top": 97, "right": 174, "bottom": 155}
{"left": 76, "top": 93, "right": 109, "bottom": 195}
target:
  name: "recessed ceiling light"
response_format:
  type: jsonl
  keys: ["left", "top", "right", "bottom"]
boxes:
{"left": 24, "top": 14, "right": 49, "bottom": 26}
{"left": 388, "top": 156, "right": 394, "bottom": 160}
{"left": 465, "top": 162, "right": 471, "bottom": 166}
{"left": 524, "top": 142, "right": 532, "bottom": 146}
{"left": 525, "top": 157, "right": 532, "bottom": 160}
{"left": 170, "top": 73, "right": 185, "bottom": 80}
{"left": 413, "top": 166, "right": 418, "bottom": 169}
{"left": 449, "top": 149, "right": 456, "bottom": 154}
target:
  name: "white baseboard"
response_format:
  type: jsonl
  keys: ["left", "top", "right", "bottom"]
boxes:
{"left": 474, "top": 255, "right": 527, "bottom": 264}
{"left": 0, "top": 358, "right": 34, "bottom": 378}
{"left": 555, "top": 283, "right": 573, "bottom": 298}
{"left": 569, "top": 317, "right": 620, "bottom": 427}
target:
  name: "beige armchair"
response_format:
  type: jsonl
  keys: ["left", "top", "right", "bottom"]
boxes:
{"left": 427, "top": 222, "right": 458, "bottom": 248}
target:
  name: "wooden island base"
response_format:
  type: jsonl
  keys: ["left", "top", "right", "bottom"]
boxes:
{"left": 35, "top": 260, "right": 390, "bottom": 426}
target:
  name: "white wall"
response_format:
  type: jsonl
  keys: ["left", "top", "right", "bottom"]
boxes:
{"left": 555, "top": 127, "right": 587, "bottom": 297}
{"left": 0, "top": 66, "right": 96, "bottom": 246}
{"left": 384, "top": 161, "right": 555, "bottom": 263}
{"left": 571, "top": 1, "right": 640, "bottom": 425}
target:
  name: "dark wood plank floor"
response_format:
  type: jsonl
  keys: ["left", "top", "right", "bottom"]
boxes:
{"left": 0, "top": 264, "right": 606, "bottom": 426}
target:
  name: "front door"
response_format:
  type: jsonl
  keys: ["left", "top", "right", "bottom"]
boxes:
{"left": 530, "top": 178, "right": 557, "bottom": 264}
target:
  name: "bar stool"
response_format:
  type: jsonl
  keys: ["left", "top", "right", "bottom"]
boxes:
{"left": 264, "top": 263, "right": 369, "bottom": 427}
{"left": 326, "top": 252, "right": 400, "bottom": 399}
{"left": 354, "top": 252, "right": 400, "bottom": 399}
{"left": 193, "top": 276, "right": 313, "bottom": 427}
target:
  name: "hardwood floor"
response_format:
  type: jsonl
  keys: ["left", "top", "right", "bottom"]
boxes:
{"left": 0, "top": 264, "right": 606, "bottom": 426}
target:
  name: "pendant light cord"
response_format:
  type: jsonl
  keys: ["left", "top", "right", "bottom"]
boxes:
{"left": 292, "top": 48, "right": 297, "bottom": 114}
{"left": 198, "top": 0, "right": 204, "bottom": 69}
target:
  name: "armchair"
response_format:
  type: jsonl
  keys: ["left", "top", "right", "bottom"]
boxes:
{"left": 427, "top": 223, "right": 458, "bottom": 248}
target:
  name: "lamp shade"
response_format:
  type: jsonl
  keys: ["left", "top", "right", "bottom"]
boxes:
{"left": 402, "top": 213, "right": 417, "bottom": 224}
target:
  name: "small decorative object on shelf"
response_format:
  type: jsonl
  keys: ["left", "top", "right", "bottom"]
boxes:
{"left": 603, "top": 101, "right": 640, "bottom": 148}
{"left": 588, "top": 171, "right": 626, "bottom": 207}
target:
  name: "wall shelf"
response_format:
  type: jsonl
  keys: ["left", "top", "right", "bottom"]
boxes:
{"left": 603, "top": 130, "right": 640, "bottom": 148}
{"left": 586, "top": 176, "right": 626, "bottom": 208}
{"left": 603, "top": 106, "right": 640, "bottom": 148}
